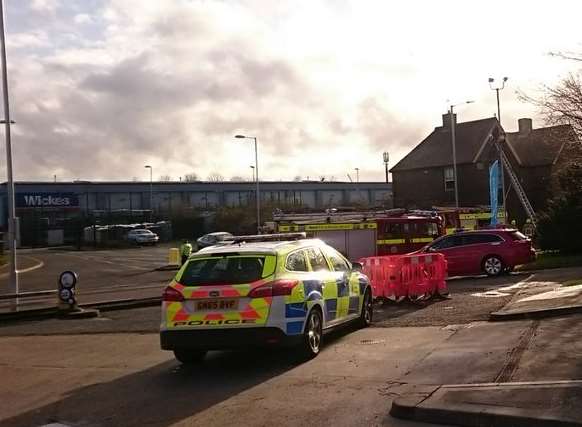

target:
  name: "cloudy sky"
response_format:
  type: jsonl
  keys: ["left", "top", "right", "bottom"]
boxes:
{"left": 2, "top": 0, "right": 581, "bottom": 182}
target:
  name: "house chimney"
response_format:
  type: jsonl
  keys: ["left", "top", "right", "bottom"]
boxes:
{"left": 518, "top": 118, "right": 532, "bottom": 136}
{"left": 442, "top": 112, "right": 457, "bottom": 129}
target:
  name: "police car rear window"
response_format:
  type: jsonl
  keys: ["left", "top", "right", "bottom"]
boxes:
{"left": 179, "top": 256, "right": 267, "bottom": 286}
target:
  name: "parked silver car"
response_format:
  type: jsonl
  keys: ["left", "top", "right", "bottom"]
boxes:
{"left": 127, "top": 229, "right": 159, "bottom": 245}
{"left": 196, "top": 232, "right": 233, "bottom": 249}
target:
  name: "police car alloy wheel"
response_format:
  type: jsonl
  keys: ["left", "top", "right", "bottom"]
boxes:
{"left": 359, "top": 290, "right": 373, "bottom": 328}
{"left": 173, "top": 349, "right": 207, "bottom": 364}
{"left": 302, "top": 309, "right": 323, "bottom": 358}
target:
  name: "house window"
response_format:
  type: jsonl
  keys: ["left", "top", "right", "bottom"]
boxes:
{"left": 444, "top": 167, "right": 455, "bottom": 191}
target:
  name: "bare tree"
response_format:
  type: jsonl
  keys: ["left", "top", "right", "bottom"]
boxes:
{"left": 183, "top": 173, "right": 198, "bottom": 182}
{"left": 159, "top": 175, "right": 172, "bottom": 181}
{"left": 230, "top": 176, "right": 245, "bottom": 181}
{"left": 520, "top": 52, "right": 582, "bottom": 134}
{"left": 207, "top": 173, "right": 224, "bottom": 182}
{"left": 293, "top": 175, "right": 302, "bottom": 181}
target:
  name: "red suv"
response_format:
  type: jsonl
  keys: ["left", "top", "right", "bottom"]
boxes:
{"left": 418, "top": 229, "right": 535, "bottom": 277}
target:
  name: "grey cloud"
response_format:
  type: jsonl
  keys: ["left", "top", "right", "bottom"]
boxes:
{"left": 5, "top": 1, "right": 428, "bottom": 182}
{"left": 357, "top": 97, "right": 426, "bottom": 151}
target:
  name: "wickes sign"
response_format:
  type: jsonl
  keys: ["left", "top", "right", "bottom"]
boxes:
{"left": 16, "top": 193, "right": 79, "bottom": 209}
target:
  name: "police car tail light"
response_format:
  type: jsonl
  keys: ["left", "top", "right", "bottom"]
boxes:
{"left": 248, "top": 279, "right": 298, "bottom": 298}
{"left": 163, "top": 286, "right": 184, "bottom": 302}
{"left": 271, "top": 279, "right": 299, "bottom": 296}
{"left": 247, "top": 284, "right": 272, "bottom": 298}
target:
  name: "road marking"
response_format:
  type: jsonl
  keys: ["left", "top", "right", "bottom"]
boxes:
{"left": 471, "top": 274, "right": 535, "bottom": 298}
{"left": 0, "top": 255, "right": 44, "bottom": 278}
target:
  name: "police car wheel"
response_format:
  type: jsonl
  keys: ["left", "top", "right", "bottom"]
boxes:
{"left": 301, "top": 309, "right": 323, "bottom": 358}
{"left": 173, "top": 349, "right": 207, "bottom": 364}
{"left": 358, "top": 290, "right": 373, "bottom": 328}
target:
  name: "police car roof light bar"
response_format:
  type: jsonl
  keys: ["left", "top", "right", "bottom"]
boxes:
{"left": 228, "top": 232, "right": 307, "bottom": 243}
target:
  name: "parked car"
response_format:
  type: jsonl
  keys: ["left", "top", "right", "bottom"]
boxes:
{"left": 196, "top": 232, "right": 233, "bottom": 249}
{"left": 160, "top": 236, "right": 373, "bottom": 363}
{"left": 127, "top": 229, "right": 159, "bottom": 245}
{"left": 417, "top": 229, "right": 535, "bottom": 277}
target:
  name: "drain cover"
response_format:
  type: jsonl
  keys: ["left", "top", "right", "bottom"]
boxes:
{"left": 360, "top": 339, "right": 385, "bottom": 345}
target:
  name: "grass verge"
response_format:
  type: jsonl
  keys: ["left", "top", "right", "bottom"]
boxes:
{"left": 516, "top": 252, "right": 582, "bottom": 271}
{"left": 563, "top": 279, "right": 582, "bottom": 287}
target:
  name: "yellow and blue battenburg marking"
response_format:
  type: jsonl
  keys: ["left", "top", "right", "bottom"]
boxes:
{"left": 284, "top": 279, "right": 321, "bottom": 335}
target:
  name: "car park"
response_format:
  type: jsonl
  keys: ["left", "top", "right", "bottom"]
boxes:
{"left": 160, "top": 233, "right": 373, "bottom": 363}
{"left": 418, "top": 229, "right": 535, "bottom": 277}
{"left": 196, "top": 231, "right": 234, "bottom": 249}
{"left": 126, "top": 229, "right": 159, "bottom": 245}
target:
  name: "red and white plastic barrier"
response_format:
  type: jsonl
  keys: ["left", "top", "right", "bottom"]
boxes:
{"left": 360, "top": 253, "right": 448, "bottom": 301}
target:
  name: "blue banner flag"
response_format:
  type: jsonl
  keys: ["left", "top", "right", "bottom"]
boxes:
{"left": 489, "top": 160, "right": 499, "bottom": 226}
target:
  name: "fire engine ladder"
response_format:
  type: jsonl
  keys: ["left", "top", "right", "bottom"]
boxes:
{"left": 499, "top": 148, "right": 537, "bottom": 227}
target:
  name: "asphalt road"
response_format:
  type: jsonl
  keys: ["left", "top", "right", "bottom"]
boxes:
{"left": 5, "top": 315, "right": 579, "bottom": 427}
{"left": 0, "top": 272, "right": 531, "bottom": 336}
{"left": 0, "top": 245, "right": 177, "bottom": 311}
{"left": 0, "top": 245, "right": 530, "bottom": 316}
{"left": 1, "top": 272, "right": 580, "bottom": 427}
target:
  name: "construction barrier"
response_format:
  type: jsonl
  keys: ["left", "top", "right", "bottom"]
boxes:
{"left": 360, "top": 253, "right": 448, "bottom": 302}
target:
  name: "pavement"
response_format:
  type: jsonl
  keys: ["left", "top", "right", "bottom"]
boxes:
{"left": 392, "top": 267, "right": 582, "bottom": 427}
{"left": 391, "top": 381, "right": 582, "bottom": 427}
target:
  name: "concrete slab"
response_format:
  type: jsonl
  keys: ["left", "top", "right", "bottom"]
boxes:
{"left": 487, "top": 268, "right": 582, "bottom": 320}
{"left": 391, "top": 381, "right": 582, "bottom": 427}
{"left": 511, "top": 316, "right": 582, "bottom": 382}
{"left": 491, "top": 281, "right": 582, "bottom": 320}
{"left": 399, "top": 320, "right": 534, "bottom": 385}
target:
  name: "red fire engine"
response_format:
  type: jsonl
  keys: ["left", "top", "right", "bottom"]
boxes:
{"left": 272, "top": 209, "right": 444, "bottom": 261}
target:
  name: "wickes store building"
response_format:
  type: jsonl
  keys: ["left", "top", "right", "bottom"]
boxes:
{"left": 0, "top": 180, "right": 393, "bottom": 247}
{"left": 9, "top": 191, "right": 83, "bottom": 247}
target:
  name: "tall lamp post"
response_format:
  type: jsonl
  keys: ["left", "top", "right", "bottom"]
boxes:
{"left": 235, "top": 135, "right": 260, "bottom": 234}
{"left": 250, "top": 165, "right": 255, "bottom": 182}
{"left": 144, "top": 165, "right": 153, "bottom": 221}
{"left": 449, "top": 100, "right": 474, "bottom": 208}
{"left": 383, "top": 152, "right": 389, "bottom": 183}
{"left": 0, "top": 0, "right": 18, "bottom": 310}
{"left": 489, "top": 77, "right": 508, "bottom": 221}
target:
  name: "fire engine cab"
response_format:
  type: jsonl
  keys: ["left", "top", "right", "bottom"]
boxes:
{"left": 272, "top": 209, "right": 444, "bottom": 261}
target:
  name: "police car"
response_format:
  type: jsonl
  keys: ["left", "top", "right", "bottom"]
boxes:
{"left": 160, "top": 233, "right": 373, "bottom": 363}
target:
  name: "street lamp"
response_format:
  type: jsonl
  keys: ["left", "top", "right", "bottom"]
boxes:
{"left": 235, "top": 135, "right": 260, "bottom": 234}
{"left": 355, "top": 168, "right": 360, "bottom": 183}
{"left": 0, "top": 0, "right": 18, "bottom": 311}
{"left": 489, "top": 76, "right": 509, "bottom": 220}
{"left": 449, "top": 100, "right": 474, "bottom": 208}
{"left": 488, "top": 77, "right": 508, "bottom": 125}
{"left": 383, "top": 152, "right": 389, "bottom": 183}
{"left": 250, "top": 165, "right": 255, "bottom": 182}
{"left": 144, "top": 165, "right": 153, "bottom": 221}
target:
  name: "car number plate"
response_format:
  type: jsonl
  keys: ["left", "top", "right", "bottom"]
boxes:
{"left": 196, "top": 299, "right": 238, "bottom": 311}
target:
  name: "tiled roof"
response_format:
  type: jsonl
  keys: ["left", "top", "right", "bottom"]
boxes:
{"left": 505, "top": 124, "right": 579, "bottom": 166}
{"left": 390, "top": 117, "right": 498, "bottom": 171}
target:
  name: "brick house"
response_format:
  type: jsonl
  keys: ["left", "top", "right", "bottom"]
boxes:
{"left": 390, "top": 113, "right": 579, "bottom": 225}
